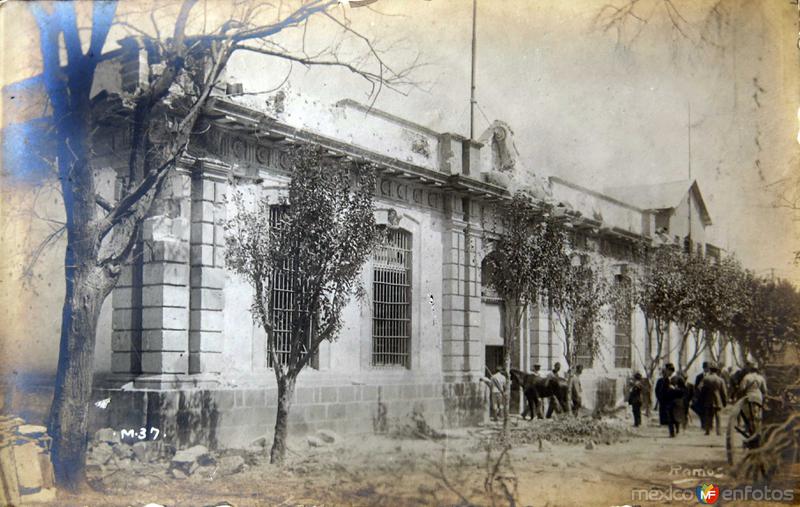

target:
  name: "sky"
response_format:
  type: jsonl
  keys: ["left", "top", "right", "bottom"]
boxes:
{"left": 218, "top": 0, "right": 800, "bottom": 280}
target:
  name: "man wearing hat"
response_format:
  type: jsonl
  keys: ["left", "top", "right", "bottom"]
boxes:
{"left": 628, "top": 372, "right": 644, "bottom": 427}
{"left": 739, "top": 362, "right": 767, "bottom": 434}
{"left": 697, "top": 363, "right": 727, "bottom": 435}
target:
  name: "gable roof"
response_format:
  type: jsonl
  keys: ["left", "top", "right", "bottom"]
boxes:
{"left": 604, "top": 179, "right": 712, "bottom": 226}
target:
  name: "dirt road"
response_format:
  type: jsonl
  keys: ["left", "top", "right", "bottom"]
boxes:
{"left": 49, "top": 413, "right": 795, "bottom": 507}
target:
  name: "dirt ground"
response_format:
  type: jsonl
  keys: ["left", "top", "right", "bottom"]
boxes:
{"left": 45, "top": 411, "right": 797, "bottom": 507}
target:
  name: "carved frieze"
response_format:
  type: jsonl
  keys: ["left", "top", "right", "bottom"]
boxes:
{"left": 376, "top": 176, "right": 443, "bottom": 213}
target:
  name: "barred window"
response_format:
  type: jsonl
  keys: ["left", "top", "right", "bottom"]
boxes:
{"left": 614, "top": 275, "right": 632, "bottom": 368}
{"left": 268, "top": 205, "right": 311, "bottom": 368}
{"left": 575, "top": 338, "right": 594, "bottom": 369}
{"left": 372, "top": 229, "right": 412, "bottom": 367}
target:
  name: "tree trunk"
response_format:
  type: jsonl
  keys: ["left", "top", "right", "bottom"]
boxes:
{"left": 48, "top": 261, "right": 112, "bottom": 490}
{"left": 501, "top": 300, "right": 521, "bottom": 434}
{"left": 270, "top": 373, "right": 297, "bottom": 464}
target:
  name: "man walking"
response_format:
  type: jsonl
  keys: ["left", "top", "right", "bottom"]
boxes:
{"left": 698, "top": 364, "right": 727, "bottom": 435}
{"left": 546, "top": 362, "right": 563, "bottom": 418}
{"left": 628, "top": 372, "right": 644, "bottom": 427}
{"left": 740, "top": 363, "right": 767, "bottom": 434}
{"left": 569, "top": 364, "right": 583, "bottom": 415}
{"left": 655, "top": 363, "right": 680, "bottom": 437}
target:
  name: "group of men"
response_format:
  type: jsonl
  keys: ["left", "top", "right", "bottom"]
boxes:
{"left": 627, "top": 361, "right": 767, "bottom": 437}
{"left": 482, "top": 361, "right": 583, "bottom": 421}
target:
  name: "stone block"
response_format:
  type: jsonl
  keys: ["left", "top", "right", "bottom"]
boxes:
{"left": 337, "top": 386, "right": 355, "bottom": 403}
{"left": 213, "top": 390, "right": 235, "bottom": 410}
{"left": 112, "top": 309, "right": 138, "bottom": 331}
{"left": 142, "top": 307, "right": 188, "bottom": 331}
{"left": 307, "top": 404, "right": 326, "bottom": 421}
{"left": 189, "top": 352, "right": 222, "bottom": 374}
{"left": 214, "top": 182, "right": 227, "bottom": 202}
{"left": 143, "top": 263, "right": 189, "bottom": 286}
{"left": 141, "top": 351, "right": 188, "bottom": 374}
{"left": 142, "top": 329, "right": 187, "bottom": 352}
{"left": 362, "top": 385, "right": 378, "bottom": 402}
{"left": 188, "top": 331, "right": 223, "bottom": 353}
{"left": 143, "top": 285, "right": 190, "bottom": 308}
{"left": 13, "top": 442, "right": 43, "bottom": 494}
{"left": 214, "top": 224, "right": 226, "bottom": 246}
{"left": 295, "top": 387, "right": 315, "bottom": 405}
{"left": 191, "top": 200, "right": 217, "bottom": 223}
{"left": 112, "top": 287, "right": 135, "bottom": 309}
{"left": 111, "top": 330, "right": 135, "bottom": 351}
{"left": 401, "top": 384, "right": 418, "bottom": 400}
{"left": 143, "top": 239, "right": 189, "bottom": 263}
{"left": 111, "top": 352, "right": 137, "bottom": 373}
{"left": 117, "top": 265, "right": 134, "bottom": 287}
{"left": 326, "top": 403, "right": 347, "bottom": 420}
{"left": 190, "top": 288, "right": 224, "bottom": 311}
{"left": 190, "top": 244, "right": 215, "bottom": 267}
{"left": 244, "top": 389, "right": 266, "bottom": 407}
{"left": 190, "top": 267, "right": 224, "bottom": 289}
{"left": 320, "top": 387, "right": 338, "bottom": 403}
{"left": 191, "top": 223, "right": 215, "bottom": 244}
{"left": 192, "top": 178, "right": 216, "bottom": 202}
{"left": 382, "top": 385, "right": 400, "bottom": 401}
{"left": 189, "top": 310, "right": 223, "bottom": 332}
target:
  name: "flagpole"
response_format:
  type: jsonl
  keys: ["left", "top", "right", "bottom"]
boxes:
{"left": 470, "top": 0, "right": 477, "bottom": 140}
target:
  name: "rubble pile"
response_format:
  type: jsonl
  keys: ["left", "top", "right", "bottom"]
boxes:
{"left": 492, "top": 417, "right": 633, "bottom": 447}
{"left": 0, "top": 415, "right": 56, "bottom": 505}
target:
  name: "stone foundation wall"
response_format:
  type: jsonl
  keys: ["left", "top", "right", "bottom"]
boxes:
{"left": 87, "top": 381, "right": 487, "bottom": 450}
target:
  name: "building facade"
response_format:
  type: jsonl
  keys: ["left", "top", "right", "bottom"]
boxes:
{"left": 3, "top": 50, "right": 732, "bottom": 450}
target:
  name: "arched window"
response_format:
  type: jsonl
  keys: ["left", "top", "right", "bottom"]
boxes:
{"left": 372, "top": 228, "right": 412, "bottom": 367}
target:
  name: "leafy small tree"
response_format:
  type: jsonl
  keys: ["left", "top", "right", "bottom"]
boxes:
{"left": 549, "top": 254, "right": 610, "bottom": 414}
{"left": 482, "top": 192, "right": 568, "bottom": 430}
{"left": 225, "top": 145, "right": 380, "bottom": 463}
{"left": 731, "top": 274, "right": 800, "bottom": 367}
{"left": 633, "top": 245, "right": 683, "bottom": 411}
{"left": 698, "top": 256, "right": 749, "bottom": 366}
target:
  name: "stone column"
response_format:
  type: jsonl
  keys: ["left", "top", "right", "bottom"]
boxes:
{"left": 111, "top": 164, "right": 193, "bottom": 381}
{"left": 188, "top": 160, "right": 228, "bottom": 374}
{"left": 441, "top": 197, "right": 483, "bottom": 382}
{"left": 140, "top": 168, "right": 192, "bottom": 376}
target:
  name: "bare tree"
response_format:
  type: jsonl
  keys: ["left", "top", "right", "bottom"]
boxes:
{"left": 27, "top": 0, "right": 416, "bottom": 489}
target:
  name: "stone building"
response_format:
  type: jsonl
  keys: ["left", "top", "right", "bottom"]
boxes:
{"left": 3, "top": 50, "right": 730, "bottom": 450}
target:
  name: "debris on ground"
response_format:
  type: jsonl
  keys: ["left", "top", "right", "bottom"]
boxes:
{"left": 485, "top": 416, "right": 633, "bottom": 447}
{"left": 392, "top": 409, "right": 446, "bottom": 440}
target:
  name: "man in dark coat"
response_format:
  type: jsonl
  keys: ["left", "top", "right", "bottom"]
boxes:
{"left": 628, "top": 372, "right": 644, "bottom": 427}
{"left": 655, "top": 363, "right": 679, "bottom": 437}
{"left": 698, "top": 364, "right": 727, "bottom": 435}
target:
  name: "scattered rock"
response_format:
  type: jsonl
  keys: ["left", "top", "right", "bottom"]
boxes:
{"left": 90, "top": 442, "right": 114, "bottom": 465}
{"left": 218, "top": 455, "right": 245, "bottom": 476}
{"left": 584, "top": 441, "right": 594, "bottom": 450}
{"left": 317, "top": 429, "right": 339, "bottom": 444}
{"left": 170, "top": 468, "right": 188, "bottom": 480}
{"left": 14, "top": 442, "right": 44, "bottom": 494}
{"left": 171, "top": 445, "right": 212, "bottom": 475}
{"left": 19, "top": 487, "right": 56, "bottom": 503}
{"left": 94, "top": 428, "right": 117, "bottom": 444}
{"left": 132, "top": 441, "right": 157, "bottom": 463}
{"left": 113, "top": 443, "right": 134, "bottom": 460}
{"left": 16, "top": 425, "right": 47, "bottom": 439}
{"left": 133, "top": 476, "right": 151, "bottom": 488}
{"left": 672, "top": 478, "right": 699, "bottom": 488}
{"left": 307, "top": 436, "right": 324, "bottom": 448}
{"left": 538, "top": 438, "right": 553, "bottom": 452}
{"left": 249, "top": 435, "right": 269, "bottom": 448}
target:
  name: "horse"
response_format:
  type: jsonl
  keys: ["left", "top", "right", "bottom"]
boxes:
{"left": 510, "top": 369, "right": 569, "bottom": 420}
